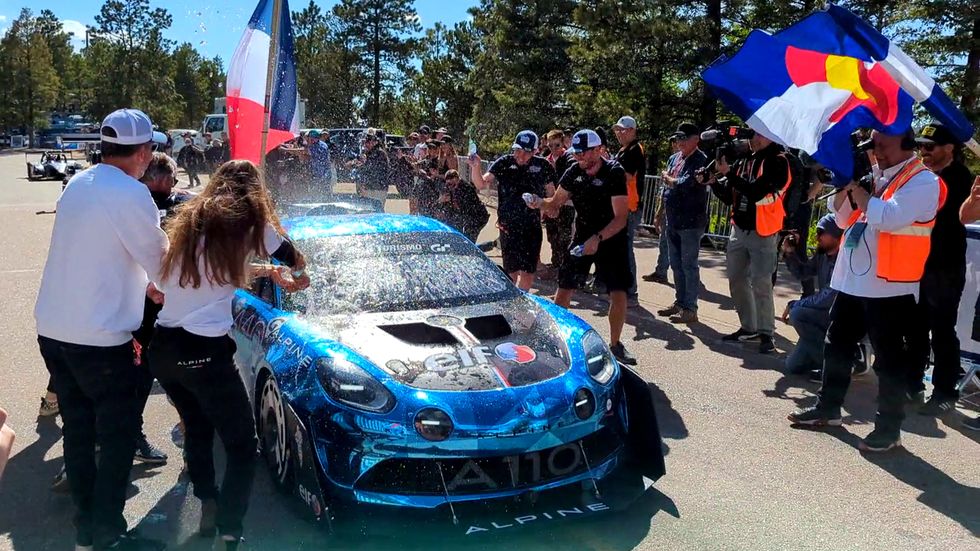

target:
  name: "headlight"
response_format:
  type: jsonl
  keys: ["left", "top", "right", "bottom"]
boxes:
{"left": 316, "top": 357, "right": 395, "bottom": 413}
{"left": 581, "top": 330, "right": 617, "bottom": 385}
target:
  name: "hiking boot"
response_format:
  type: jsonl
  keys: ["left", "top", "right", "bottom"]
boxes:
{"left": 38, "top": 396, "right": 59, "bottom": 417}
{"left": 758, "top": 335, "right": 776, "bottom": 354}
{"left": 669, "top": 309, "right": 698, "bottom": 324}
{"left": 859, "top": 429, "right": 902, "bottom": 452}
{"left": 722, "top": 329, "right": 760, "bottom": 343}
{"left": 609, "top": 342, "right": 637, "bottom": 366}
{"left": 963, "top": 417, "right": 980, "bottom": 431}
{"left": 134, "top": 436, "right": 168, "bottom": 464}
{"left": 657, "top": 303, "right": 681, "bottom": 317}
{"left": 917, "top": 394, "right": 957, "bottom": 417}
{"left": 627, "top": 296, "right": 641, "bottom": 308}
{"left": 51, "top": 463, "right": 69, "bottom": 493}
{"left": 788, "top": 406, "right": 842, "bottom": 427}
{"left": 641, "top": 273, "right": 669, "bottom": 284}
{"left": 808, "top": 369, "right": 823, "bottom": 383}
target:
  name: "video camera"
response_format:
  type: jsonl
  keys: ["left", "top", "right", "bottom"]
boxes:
{"left": 850, "top": 129, "right": 874, "bottom": 183}
{"left": 696, "top": 120, "right": 754, "bottom": 181}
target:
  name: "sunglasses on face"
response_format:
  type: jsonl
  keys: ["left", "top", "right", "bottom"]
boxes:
{"left": 918, "top": 143, "right": 936, "bottom": 152}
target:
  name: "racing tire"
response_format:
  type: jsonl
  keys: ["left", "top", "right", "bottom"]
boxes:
{"left": 257, "top": 373, "right": 292, "bottom": 491}
{"left": 26, "top": 165, "right": 34, "bottom": 181}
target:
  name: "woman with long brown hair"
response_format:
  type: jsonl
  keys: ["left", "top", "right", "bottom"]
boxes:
{"left": 149, "top": 159, "right": 308, "bottom": 550}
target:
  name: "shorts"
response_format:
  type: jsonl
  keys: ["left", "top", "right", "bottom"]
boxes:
{"left": 559, "top": 234, "right": 632, "bottom": 292}
{"left": 499, "top": 221, "right": 543, "bottom": 274}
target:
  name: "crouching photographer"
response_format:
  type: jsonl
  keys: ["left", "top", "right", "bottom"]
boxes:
{"left": 780, "top": 214, "right": 846, "bottom": 379}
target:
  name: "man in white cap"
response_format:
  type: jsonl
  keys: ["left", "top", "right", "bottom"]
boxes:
{"left": 613, "top": 116, "right": 645, "bottom": 307}
{"left": 35, "top": 108, "right": 168, "bottom": 551}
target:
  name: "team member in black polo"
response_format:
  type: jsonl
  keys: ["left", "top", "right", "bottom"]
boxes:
{"left": 468, "top": 130, "right": 556, "bottom": 290}
{"left": 532, "top": 130, "right": 636, "bottom": 365}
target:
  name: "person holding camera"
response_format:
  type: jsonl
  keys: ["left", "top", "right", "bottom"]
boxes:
{"left": 779, "top": 214, "right": 845, "bottom": 378}
{"left": 656, "top": 123, "right": 708, "bottom": 323}
{"left": 789, "top": 129, "right": 945, "bottom": 453}
{"left": 707, "top": 131, "right": 794, "bottom": 354}
{"left": 907, "top": 121, "right": 976, "bottom": 415}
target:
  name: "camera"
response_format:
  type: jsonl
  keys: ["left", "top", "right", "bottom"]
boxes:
{"left": 849, "top": 129, "right": 874, "bottom": 181}
{"left": 697, "top": 121, "right": 754, "bottom": 180}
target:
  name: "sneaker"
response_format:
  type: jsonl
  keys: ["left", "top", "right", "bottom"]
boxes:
{"left": 963, "top": 417, "right": 980, "bottom": 431}
{"left": 721, "top": 329, "right": 760, "bottom": 343}
{"left": 38, "top": 397, "right": 59, "bottom": 417}
{"left": 917, "top": 394, "right": 957, "bottom": 417}
{"left": 51, "top": 463, "right": 69, "bottom": 493}
{"left": 134, "top": 436, "right": 168, "bottom": 465}
{"left": 609, "top": 342, "right": 637, "bottom": 366}
{"left": 808, "top": 369, "right": 823, "bottom": 383}
{"left": 669, "top": 309, "right": 698, "bottom": 324}
{"left": 627, "top": 296, "right": 641, "bottom": 308}
{"left": 788, "top": 406, "right": 842, "bottom": 427}
{"left": 641, "top": 273, "right": 669, "bottom": 284}
{"left": 758, "top": 335, "right": 776, "bottom": 354}
{"left": 859, "top": 429, "right": 902, "bottom": 452}
{"left": 657, "top": 303, "right": 681, "bottom": 317}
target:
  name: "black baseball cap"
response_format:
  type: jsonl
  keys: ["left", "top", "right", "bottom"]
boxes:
{"left": 511, "top": 130, "right": 539, "bottom": 151}
{"left": 916, "top": 120, "right": 957, "bottom": 146}
{"left": 671, "top": 122, "right": 700, "bottom": 139}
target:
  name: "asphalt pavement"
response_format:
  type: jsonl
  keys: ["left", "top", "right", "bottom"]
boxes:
{"left": 0, "top": 152, "right": 977, "bottom": 551}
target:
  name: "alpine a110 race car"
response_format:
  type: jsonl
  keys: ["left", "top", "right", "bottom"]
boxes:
{"left": 26, "top": 151, "right": 83, "bottom": 181}
{"left": 231, "top": 214, "right": 665, "bottom": 526}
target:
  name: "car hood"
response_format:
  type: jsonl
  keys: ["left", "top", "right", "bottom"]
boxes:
{"left": 306, "top": 295, "right": 571, "bottom": 391}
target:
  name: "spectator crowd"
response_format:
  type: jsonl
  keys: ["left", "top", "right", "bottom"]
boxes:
{"left": 15, "top": 103, "right": 980, "bottom": 551}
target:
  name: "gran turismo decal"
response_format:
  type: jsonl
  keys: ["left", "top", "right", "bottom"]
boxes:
{"left": 464, "top": 502, "right": 610, "bottom": 535}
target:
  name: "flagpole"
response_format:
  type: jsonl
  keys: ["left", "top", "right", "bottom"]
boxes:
{"left": 259, "top": 0, "right": 283, "bottom": 171}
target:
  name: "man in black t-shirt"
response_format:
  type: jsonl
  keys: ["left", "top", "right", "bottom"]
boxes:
{"left": 908, "top": 121, "right": 976, "bottom": 414}
{"left": 613, "top": 116, "right": 646, "bottom": 306}
{"left": 532, "top": 130, "right": 636, "bottom": 365}
{"left": 468, "top": 130, "right": 556, "bottom": 290}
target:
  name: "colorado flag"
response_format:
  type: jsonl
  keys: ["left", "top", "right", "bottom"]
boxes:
{"left": 702, "top": 4, "right": 974, "bottom": 185}
{"left": 226, "top": 0, "right": 299, "bottom": 164}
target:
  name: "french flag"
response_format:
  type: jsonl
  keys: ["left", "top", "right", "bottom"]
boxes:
{"left": 226, "top": 0, "right": 299, "bottom": 164}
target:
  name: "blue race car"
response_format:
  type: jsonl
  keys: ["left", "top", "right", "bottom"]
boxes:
{"left": 231, "top": 214, "right": 664, "bottom": 522}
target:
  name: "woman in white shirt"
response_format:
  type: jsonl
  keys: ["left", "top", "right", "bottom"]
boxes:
{"left": 149, "top": 160, "right": 308, "bottom": 550}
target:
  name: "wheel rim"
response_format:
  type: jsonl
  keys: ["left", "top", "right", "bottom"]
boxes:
{"left": 259, "top": 377, "right": 289, "bottom": 484}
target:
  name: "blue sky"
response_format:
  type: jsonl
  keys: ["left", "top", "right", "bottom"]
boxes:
{"left": 0, "top": 0, "right": 477, "bottom": 64}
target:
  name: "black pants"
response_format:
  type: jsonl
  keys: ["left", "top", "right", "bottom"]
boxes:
{"left": 148, "top": 327, "right": 257, "bottom": 539}
{"left": 817, "top": 292, "right": 916, "bottom": 437}
{"left": 545, "top": 205, "right": 576, "bottom": 272}
{"left": 37, "top": 336, "right": 140, "bottom": 547}
{"left": 132, "top": 298, "right": 163, "bottom": 435}
{"left": 907, "top": 268, "right": 965, "bottom": 397}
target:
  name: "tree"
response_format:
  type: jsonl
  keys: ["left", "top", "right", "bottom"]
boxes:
{"left": 408, "top": 21, "right": 480, "bottom": 138}
{"left": 0, "top": 9, "right": 61, "bottom": 146}
{"left": 467, "top": 0, "right": 575, "bottom": 152}
{"left": 90, "top": 0, "right": 176, "bottom": 123}
{"left": 333, "top": 0, "right": 421, "bottom": 125}
{"left": 293, "top": 0, "right": 370, "bottom": 126}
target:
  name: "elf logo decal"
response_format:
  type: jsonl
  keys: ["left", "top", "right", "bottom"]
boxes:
{"left": 423, "top": 343, "right": 536, "bottom": 372}
{"left": 298, "top": 484, "right": 322, "bottom": 517}
{"left": 494, "top": 343, "right": 536, "bottom": 364}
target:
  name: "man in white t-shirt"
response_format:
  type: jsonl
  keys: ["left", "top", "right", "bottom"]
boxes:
{"left": 35, "top": 108, "right": 168, "bottom": 551}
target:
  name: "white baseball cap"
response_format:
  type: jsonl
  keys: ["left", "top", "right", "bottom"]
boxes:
{"left": 613, "top": 116, "right": 637, "bottom": 130}
{"left": 100, "top": 108, "right": 168, "bottom": 145}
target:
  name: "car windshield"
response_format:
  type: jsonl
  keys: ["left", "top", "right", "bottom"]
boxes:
{"left": 282, "top": 231, "right": 518, "bottom": 315}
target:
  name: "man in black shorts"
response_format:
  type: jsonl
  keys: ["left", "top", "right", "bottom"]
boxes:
{"left": 532, "top": 129, "right": 636, "bottom": 365}
{"left": 468, "top": 130, "right": 556, "bottom": 290}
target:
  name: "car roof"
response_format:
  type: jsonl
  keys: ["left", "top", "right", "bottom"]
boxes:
{"left": 282, "top": 214, "right": 456, "bottom": 241}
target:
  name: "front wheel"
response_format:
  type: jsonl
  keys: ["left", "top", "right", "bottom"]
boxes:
{"left": 257, "top": 374, "right": 291, "bottom": 490}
